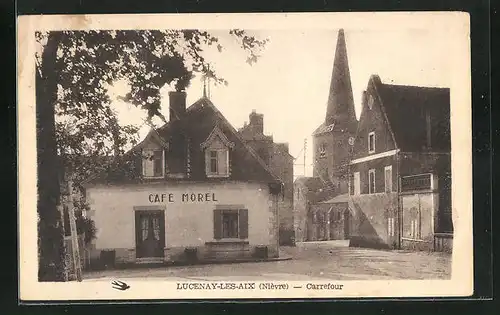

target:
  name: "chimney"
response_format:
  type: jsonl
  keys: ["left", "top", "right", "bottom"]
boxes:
{"left": 249, "top": 110, "right": 264, "bottom": 134}
{"left": 362, "top": 90, "right": 367, "bottom": 108}
{"left": 277, "top": 143, "right": 289, "bottom": 153}
{"left": 169, "top": 91, "right": 187, "bottom": 122}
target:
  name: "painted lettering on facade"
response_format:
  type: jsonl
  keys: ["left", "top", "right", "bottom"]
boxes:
{"left": 148, "top": 193, "right": 218, "bottom": 203}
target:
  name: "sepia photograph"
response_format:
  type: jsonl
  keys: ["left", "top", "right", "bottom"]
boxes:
{"left": 17, "top": 12, "right": 473, "bottom": 301}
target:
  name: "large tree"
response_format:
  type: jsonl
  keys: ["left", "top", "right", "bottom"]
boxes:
{"left": 36, "top": 29, "right": 268, "bottom": 281}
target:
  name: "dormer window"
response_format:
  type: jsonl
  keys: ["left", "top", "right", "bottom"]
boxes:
{"left": 142, "top": 149, "right": 165, "bottom": 178}
{"left": 201, "top": 126, "right": 235, "bottom": 178}
{"left": 368, "top": 132, "right": 375, "bottom": 154}
{"left": 319, "top": 143, "right": 327, "bottom": 158}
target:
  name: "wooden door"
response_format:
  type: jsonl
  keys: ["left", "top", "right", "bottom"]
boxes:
{"left": 135, "top": 211, "right": 165, "bottom": 258}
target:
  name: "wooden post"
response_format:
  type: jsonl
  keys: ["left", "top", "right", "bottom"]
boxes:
{"left": 67, "top": 181, "right": 82, "bottom": 282}
{"left": 57, "top": 201, "right": 69, "bottom": 281}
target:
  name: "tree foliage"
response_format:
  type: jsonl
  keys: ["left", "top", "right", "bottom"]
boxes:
{"left": 36, "top": 28, "right": 268, "bottom": 281}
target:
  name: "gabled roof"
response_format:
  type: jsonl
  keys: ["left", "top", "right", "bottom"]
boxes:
{"left": 200, "top": 125, "right": 235, "bottom": 150}
{"left": 294, "top": 176, "right": 336, "bottom": 202}
{"left": 84, "top": 96, "right": 281, "bottom": 186}
{"left": 370, "top": 75, "right": 451, "bottom": 152}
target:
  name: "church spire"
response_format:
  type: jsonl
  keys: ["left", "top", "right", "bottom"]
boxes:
{"left": 325, "top": 29, "right": 357, "bottom": 131}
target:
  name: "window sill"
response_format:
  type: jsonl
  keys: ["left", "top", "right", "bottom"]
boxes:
{"left": 401, "top": 237, "right": 427, "bottom": 242}
{"left": 143, "top": 176, "right": 165, "bottom": 180}
{"left": 206, "top": 174, "right": 230, "bottom": 178}
{"left": 206, "top": 239, "right": 249, "bottom": 245}
{"left": 166, "top": 173, "right": 187, "bottom": 179}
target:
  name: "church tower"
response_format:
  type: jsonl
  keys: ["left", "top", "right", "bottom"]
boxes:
{"left": 312, "top": 29, "right": 358, "bottom": 194}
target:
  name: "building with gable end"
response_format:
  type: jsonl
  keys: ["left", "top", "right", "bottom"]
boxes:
{"left": 83, "top": 91, "right": 283, "bottom": 267}
{"left": 293, "top": 29, "right": 358, "bottom": 242}
{"left": 238, "top": 111, "right": 294, "bottom": 245}
{"left": 348, "top": 74, "right": 453, "bottom": 251}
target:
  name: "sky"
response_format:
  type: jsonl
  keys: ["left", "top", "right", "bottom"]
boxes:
{"left": 109, "top": 27, "right": 454, "bottom": 179}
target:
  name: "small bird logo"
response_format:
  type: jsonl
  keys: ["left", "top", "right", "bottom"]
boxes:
{"left": 111, "top": 280, "right": 130, "bottom": 291}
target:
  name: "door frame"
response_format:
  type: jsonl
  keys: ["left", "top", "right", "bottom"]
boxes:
{"left": 133, "top": 206, "right": 166, "bottom": 259}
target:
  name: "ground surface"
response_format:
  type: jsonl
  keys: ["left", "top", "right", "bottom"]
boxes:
{"left": 83, "top": 244, "right": 451, "bottom": 282}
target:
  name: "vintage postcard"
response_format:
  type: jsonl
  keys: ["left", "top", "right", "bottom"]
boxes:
{"left": 18, "top": 12, "right": 473, "bottom": 301}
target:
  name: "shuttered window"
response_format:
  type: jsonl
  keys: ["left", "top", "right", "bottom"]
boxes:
{"left": 354, "top": 172, "right": 360, "bottom": 195}
{"left": 368, "top": 132, "right": 375, "bottom": 153}
{"left": 213, "top": 208, "right": 249, "bottom": 239}
{"left": 238, "top": 209, "right": 249, "bottom": 239}
{"left": 205, "top": 149, "right": 229, "bottom": 177}
{"left": 384, "top": 166, "right": 393, "bottom": 193}
{"left": 388, "top": 217, "right": 395, "bottom": 237}
{"left": 213, "top": 210, "right": 223, "bottom": 239}
{"left": 368, "top": 169, "right": 376, "bottom": 194}
{"left": 142, "top": 149, "right": 164, "bottom": 178}
{"left": 153, "top": 150, "right": 163, "bottom": 177}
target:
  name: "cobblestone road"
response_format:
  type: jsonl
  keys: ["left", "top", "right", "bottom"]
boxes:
{"left": 83, "top": 245, "right": 451, "bottom": 282}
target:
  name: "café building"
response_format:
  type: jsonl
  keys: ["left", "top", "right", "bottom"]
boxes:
{"left": 83, "top": 91, "right": 283, "bottom": 266}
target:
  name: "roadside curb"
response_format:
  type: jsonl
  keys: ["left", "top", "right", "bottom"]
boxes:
{"left": 86, "top": 255, "right": 293, "bottom": 272}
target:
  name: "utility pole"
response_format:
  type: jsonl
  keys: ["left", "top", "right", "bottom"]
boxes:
{"left": 303, "top": 138, "right": 307, "bottom": 176}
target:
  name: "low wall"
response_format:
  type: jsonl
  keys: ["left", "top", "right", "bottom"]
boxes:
{"left": 434, "top": 233, "right": 453, "bottom": 253}
{"left": 401, "top": 238, "right": 433, "bottom": 251}
{"left": 88, "top": 242, "right": 278, "bottom": 269}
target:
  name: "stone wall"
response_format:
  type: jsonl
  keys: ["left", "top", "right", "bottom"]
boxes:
{"left": 348, "top": 193, "right": 399, "bottom": 249}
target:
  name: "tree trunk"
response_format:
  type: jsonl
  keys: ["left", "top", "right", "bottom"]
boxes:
{"left": 37, "top": 31, "right": 66, "bottom": 281}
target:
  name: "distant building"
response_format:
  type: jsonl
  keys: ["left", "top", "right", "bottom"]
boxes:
{"left": 293, "top": 177, "right": 335, "bottom": 242}
{"left": 348, "top": 75, "right": 453, "bottom": 251}
{"left": 83, "top": 91, "right": 283, "bottom": 267}
{"left": 293, "top": 28, "right": 358, "bottom": 242}
{"left": 238, "top": 111, "right": 295, "bottom": 245}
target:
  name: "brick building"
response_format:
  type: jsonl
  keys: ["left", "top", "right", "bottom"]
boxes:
{"left": 348, "top": 74, "right": 453, "bottom": 251}
{"left": 83, "top": 91, "right": 283, "bottom": 266}
{"left": 292, "top": 29, "right": 452, "bottom": 252}
{"left": 238, "top": 111, "right": 294, "bottom": 245}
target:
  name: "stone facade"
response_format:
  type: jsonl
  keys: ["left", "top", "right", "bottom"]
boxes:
{"left": 347, "top": 75, "right": 452, "bottom": 252}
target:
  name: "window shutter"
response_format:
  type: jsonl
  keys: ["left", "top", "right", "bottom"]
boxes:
{"left": 142, "top": 149, "right": 154, "bottom": 177}
{"left": 135, "top": 212, "right": 141, "bottom": 249}
{"left": 218, "top": 149, "right": 228, "bottom": 175}
{"left": 213, "top": 210, "right": 222, "bottom": 239}
{"left": 136, "top": 151, "right": 143, "bottom": 177}
{"left": 239, "top": 209, "right": 248, "bottom": 239}
{"left": 153, "top": 150, "right": 163, "bottom": 177}
{"left": 205, "top": 150, "right": 211, "bottom": 175}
